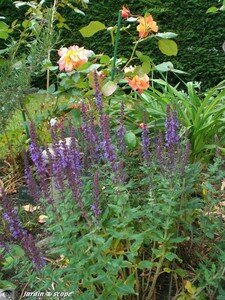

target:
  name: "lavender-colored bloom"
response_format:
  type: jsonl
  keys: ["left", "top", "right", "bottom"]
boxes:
{"left": 29, "top": 123, "right": 49, "bottom": 198}
{"left": 141, "top": 120, "right": 151, "bottom": 166}
{"left": 49, "top": 127, "right": 65, "bottom": 191}
{"left": 0, "top": 188, "right": 45, "bottom": 271}
{"left": 165, "top": 106, "right": 179, "bottom": 148}
{"left": 88, "top": 112, "right": 100, "bottom": 163}
{"left": 65, "top": 125, "right": 87, "bottom": 221}
{"left": 100, "top": 114, "right": 117, "bottom": 172}
{"left": 1, "top": 189, "right": 26, "bottom": 240}
{"left": 156, "top": 132, "right": 164, "bottom": 168}
{"left": 117, "top": 101, "right": 126, "bottom": 154}
{"left": 21, "top": 234, "right": 46, "bottom": 271}
{"left": 91, "top": 171, "right": 101, "bottom": 219}
{"left": 93, "top": 70, "right": 104, "bottom": 114}
{"left": 23, "top": 151, "right": 40, "bottom": 203}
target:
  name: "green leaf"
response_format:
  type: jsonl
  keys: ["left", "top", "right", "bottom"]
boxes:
{"left": 0, "top": 21, "right": 12, "bottom": 40}
{"left": 156, "top": 32, "right": 178, "bottom": 39}
{"left": 125, "top": 132, "right": 137, "bottom": 149}
{"left": 100, "top": 54, "right": 110, "bottom": 64}
{"left": 158, "top": 39, "right": 178, "bottom": 56}
{"left": 155, "top": 61, "right": 174, "bottom": 72}
{"left": 102, "top": 81, "right": 117, "bottom": 96}
{"left": 0, "top": 280, "right": 17, "bottom": 290}
{"left": 138, "top": 261, "right": 153, "bottom": 269}
{"left": 79, "top": 21, "right": 106, "bottom": 37}
{"left": 206, "top": 6, "right": 218, "bottom": 13}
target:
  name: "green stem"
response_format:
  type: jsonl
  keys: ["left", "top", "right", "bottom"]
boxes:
{"left": 123, "top": 40, "right": 140, "bottom": 70}
{"left": 110, "top": 10, "right": 122, "bottom": 82}
{"left": 19, "top": 99, "right": 30, "bottom": 140}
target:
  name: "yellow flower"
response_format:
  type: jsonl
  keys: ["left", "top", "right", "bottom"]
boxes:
{"left": 137, "top": 15, "right": 158, "bottom": 38}
{"left": 57, "top": 45, "right": 93, "bottom": 72}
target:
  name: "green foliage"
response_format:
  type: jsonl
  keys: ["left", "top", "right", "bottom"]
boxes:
{"left": 55, "top": 0, "right": 225, "bottom": 89}
{"left": 138, "top": 80, "right": 225, "bottom": 161}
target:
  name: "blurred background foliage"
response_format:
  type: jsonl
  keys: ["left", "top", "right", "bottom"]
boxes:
{"left": 1, "top": 0, "right": 224, "bottom": 90}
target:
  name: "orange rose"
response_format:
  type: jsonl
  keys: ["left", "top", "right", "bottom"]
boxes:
{"left": 126, "top": 74, "right": 150, "bottom": 94}
{"left": 137, "top": 15, "right": 158, "bottom": 38}
{"left": 121, "top": 5, "right": 130, "bottom": 19}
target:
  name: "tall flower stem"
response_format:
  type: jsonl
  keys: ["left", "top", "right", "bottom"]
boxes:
{"left": 123, "top": 39, "right": 140, "bottom": 70}
{"left": 110, "top": 10, "right": 122, "bottom": 84}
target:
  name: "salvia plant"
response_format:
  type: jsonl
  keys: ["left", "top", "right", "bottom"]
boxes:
{"left": 1, "top": 71, "right": 224, "bottom": 299}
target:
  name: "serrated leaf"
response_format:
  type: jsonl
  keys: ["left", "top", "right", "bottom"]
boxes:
{"left": 79, "top": 21, "right": 105, "bottom": 37}
{"left": 158, "top": 39, "right": 178, "bottom": 56}
{"left": 156, "top": 32, "right": 178, "bottom": 39}
{"left": 102, "top": 81, "right": 117, "bottom": 96}
{"left": 125, "top": 132, "right": 137, "bottom": 149}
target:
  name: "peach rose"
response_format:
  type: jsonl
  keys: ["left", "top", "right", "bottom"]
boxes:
{"left": 126, "top": 74, "right": 150, "bottom": 94}
{"left": 57, "top": 45, "right": 93, "bottom": 72}
{"left": 137, "top": 15, "right": 158, "bottom": 38}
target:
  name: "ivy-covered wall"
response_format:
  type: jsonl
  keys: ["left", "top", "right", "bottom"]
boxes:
{"left": 1, "top": 0, "right": 225, "bottom": 89}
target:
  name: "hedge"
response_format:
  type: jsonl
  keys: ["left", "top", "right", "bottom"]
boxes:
{"left": 1, "top": 0, "right": 225, "bottom": 89}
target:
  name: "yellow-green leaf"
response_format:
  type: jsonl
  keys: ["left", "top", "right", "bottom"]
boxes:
{"left": 158, "top": 39, "right": 178, "bottom": 56}
{"left": 185, "top": 280, "right": 197, "bottom": 295}
{"left": 79, "top": 21, "right": 105, "bottom": 38}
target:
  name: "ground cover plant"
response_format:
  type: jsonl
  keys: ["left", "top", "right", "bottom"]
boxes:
{"left": 0, "top": 2, "right": 225, "bottom": 300}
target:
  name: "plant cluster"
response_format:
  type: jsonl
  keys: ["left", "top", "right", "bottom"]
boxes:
{"left": 0, "top": 72, "right": 225, "bottom": 298}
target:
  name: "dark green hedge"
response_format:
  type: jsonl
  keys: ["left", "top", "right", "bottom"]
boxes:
{"left": 1, "top": 0, "right": 225, "bottom": 89}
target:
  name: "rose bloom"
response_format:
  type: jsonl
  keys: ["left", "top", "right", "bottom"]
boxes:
{"left": 121, "top": 5, "right": 130, "bottom": 19}
{"left": 58, "top": 45, "right": 93, "bottom": 72}
{"left": 126, "top": 74, "right": 150, "bottom": 94}
{"left": 137, "top": 15, "right": 158, "bottom": 38}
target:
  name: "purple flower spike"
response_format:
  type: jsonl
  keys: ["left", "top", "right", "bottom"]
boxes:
{"left": 23, "top": 151, "right": 40, "bottom": 203}
{"left": 93, "top": 70, "right": 104, "bottom": 114}
{"left": 21, "top": 234, "right": 46, "bottom": 271}
{"left": 29, "top": 123, "right": 49, "bottom": 199}
{"left": 156, "top": 132, "right": 164, "bottom": 168}
{"left": 0, "top": 188, "right": 45, "bottom": 271}
{"left": 117, "top": 101, "right": 126, "bottom": 154}
{"left": 91, "top": 171, "right": 101, "bottom": 219}
{"left": 100, "top": 114, "right": 118, "bottom": 172}
{"left": 165, "top": 106, "right": 179, "bottom": 148}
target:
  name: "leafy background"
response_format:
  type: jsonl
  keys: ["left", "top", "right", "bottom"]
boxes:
{"left": 1, "top": 0, "right": 225, "bottom": 89}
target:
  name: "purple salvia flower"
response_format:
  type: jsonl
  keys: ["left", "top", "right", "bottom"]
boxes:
{"left": 93, "top": 70, "right": 104, "bottom": 114}
{"left": 1, "top": 188, "right": 45, "bottom": 271}
{"left": 141, "top": 118, "right": 151, "bottom": 166}
{"left": 100, "top": 114, "right": 118, "bottom": 172}
{"left": 66, "top": 125, "right": 87, "bottom": 221}
{"left": 156, "top": 132, "right": 164, "bottom": 169}
{"left": 50, "top": 127, "right": 65, "bottom": 191}
{"left": 29, "top": 123, "right": 49, "bottom": 198}
{"left": 1, "top": 188, "right": 26, "bottom": 240}
{"left": 117, "top": 101, "right": 126, "bottom": 154}
{"left": 165, "top": 106, "right": 179, "bottom": 148}
{"left": 88, "top": 112, "right": 100, "bottom": 163}
{"left": 21, "top": 234, "right": 46, "bottom": 271}
{"left": 91, "top": 171, "right": 101, "bottom": 219}
{"left": 23, "top": 151, "right": 40, "bottom": 203}
{"left": 165, "top": 106, "right": 179, "bottom": 167}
